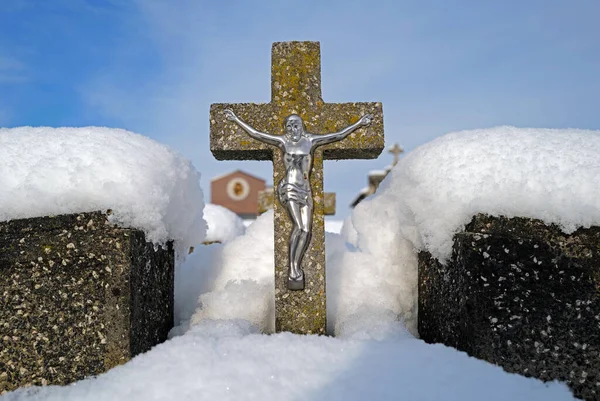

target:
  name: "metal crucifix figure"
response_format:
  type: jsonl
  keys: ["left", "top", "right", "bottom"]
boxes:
{"left": 224, "top": 109, "right": 372, "bottom": 290}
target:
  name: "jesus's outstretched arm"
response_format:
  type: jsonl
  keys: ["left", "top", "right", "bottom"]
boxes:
{"left": 310, "top": 114, "right": 373, "bottom": 147}
{"left": 224, "top": 109, "right": 283, "bottom": 147}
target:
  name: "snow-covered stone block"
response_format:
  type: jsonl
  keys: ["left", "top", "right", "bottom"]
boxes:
{"left": 419, "top": 214, "right": 600, "bottom": 400}
{"left": 0, "top": 211, "right": 174, "bottom": 393}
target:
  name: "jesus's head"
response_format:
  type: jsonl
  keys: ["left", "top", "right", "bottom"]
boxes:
{"left": 284, "top": 114, "right": 304, "bottom": 142}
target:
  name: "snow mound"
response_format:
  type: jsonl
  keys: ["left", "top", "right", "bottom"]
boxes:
{"left": 173, "top": 242, "right": 223, "bottom": 332}
{"left": 191, "top": 210, "right": 275, "bottom": 333}
{"left": 347, "top": 126, "right": 600, "bottom": 334}
{"left": 1, "top": 320, "right": 576, "bottom": 401}
{"left": 186, "top": 211, "right": 410, "bottom": 340}
{"left": 0, "top": 127, "right": 206, "bottom": 257}
{"left": 0, "top": 126, "right": 588, "bottom": 401}
{"left": 203, "top": 204, "right": 245, "bottom": 243}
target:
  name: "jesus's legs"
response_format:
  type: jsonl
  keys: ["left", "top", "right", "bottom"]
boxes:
{"left": 295, "top": 203, "right": 312, "bottom": 268}
{"left": 286, "top": 201, "right": 312, "bottom": 290}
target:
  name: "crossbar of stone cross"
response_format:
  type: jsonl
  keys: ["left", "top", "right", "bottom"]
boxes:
{"left": 210, "top": 41, "right": 384, "bottom": 334}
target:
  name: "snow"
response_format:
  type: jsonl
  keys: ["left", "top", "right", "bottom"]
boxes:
{"left": 182, "top": 212, "right": 375, "bottom": 336}
{"left": 189, "top": 210, "right": 275, "bottom": 333}
{"left": 173, "top": 242, "right": 223, "bottom": 331}
{"left": 363, "top": 126, "right": 600, "bottom": 261}
{"left": 1, "top": 320, "right": 574, "bottom": 401}
{"left": 0, "top": 127, "right": 206, "bottom": 258}
{"left": 325, "top": 219, "right": 344, "bottom": 233}
{"left": 368, "top": 169, "right": 388, "bottom": 176}
{"left": 203, "top": 204, "right": 245, "bottom": 243}
{"left": 346, "top": 126, "right": 600, "bottom": 334}
{"left": 173, "top": 204, "right": 245, "bottom": 328}
{"left": 2, "top": 126, "right": 593, "bottom": 400}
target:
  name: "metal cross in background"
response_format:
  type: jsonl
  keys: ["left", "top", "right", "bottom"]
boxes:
{"left": 388, "top": 143, "right": 404, "bottom": 165}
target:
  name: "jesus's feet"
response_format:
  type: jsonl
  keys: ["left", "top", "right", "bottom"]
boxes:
{"left": 287, "top": 270, "right": 305, "bottom": 291}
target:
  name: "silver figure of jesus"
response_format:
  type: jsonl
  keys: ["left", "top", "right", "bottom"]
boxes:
{"left": 224, "top": 109, "right": 373, "bottom": 290}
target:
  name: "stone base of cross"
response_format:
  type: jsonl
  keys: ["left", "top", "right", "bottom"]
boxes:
{"left": 210, "top": 41, "right": 384, "bottom": 334}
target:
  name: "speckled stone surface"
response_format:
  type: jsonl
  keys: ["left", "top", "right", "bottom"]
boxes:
{"left": 210, "top": 41, "right": 384, "bottom": 334}
{"left": 0, "top": 211, "right": 174, "bottom": 393}
{"left": 258, "top": 188, "right": 336, "bottom": 216}
{"left": 419, "top": 214, "right": 600, "bottom": 400}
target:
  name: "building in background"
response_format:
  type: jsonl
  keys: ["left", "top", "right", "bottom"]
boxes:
{"left": 210, "top": 170, "right": 266, "bottom": 219}
{"left": 350, "top": 143, "right": 403, "bottom": 208}
{"left": 350, "top": 169, "right": 390, "bottom": 208}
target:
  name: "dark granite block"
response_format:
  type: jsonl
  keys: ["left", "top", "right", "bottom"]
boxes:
{"left": 419, "top": 214, "right": 600, "bottom": 400}
{"left": 0, "top": 211, "right": 174, "bottom": 393}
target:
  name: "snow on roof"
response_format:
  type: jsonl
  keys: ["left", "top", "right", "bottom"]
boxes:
{"left": 0, "top": 126, "right": 206, "bottom": 258}
{"left": 368, "top": 169, "right": 388, "bottom": 177}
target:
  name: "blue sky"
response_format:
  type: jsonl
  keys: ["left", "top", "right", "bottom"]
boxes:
{"left": 1, "top": 0, "right": 599, "bottom": 218}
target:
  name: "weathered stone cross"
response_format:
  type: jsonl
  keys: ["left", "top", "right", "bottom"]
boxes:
{"left": 210, "top": 41, "right": 384, "bottom": 334}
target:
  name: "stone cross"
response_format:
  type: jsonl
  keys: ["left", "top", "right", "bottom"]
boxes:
{"left": 258, "top": 187, "right": 336, "bottom": 216}
{"left": 388, "top": 143, "right": 403, "bottom": 165}
{"left": 210, "top": 41, "right": 384, "bottom": 334}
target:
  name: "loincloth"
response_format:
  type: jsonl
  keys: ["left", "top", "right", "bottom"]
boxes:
{"left": 277, "top": 181, "right": 313, "bottom": 207}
